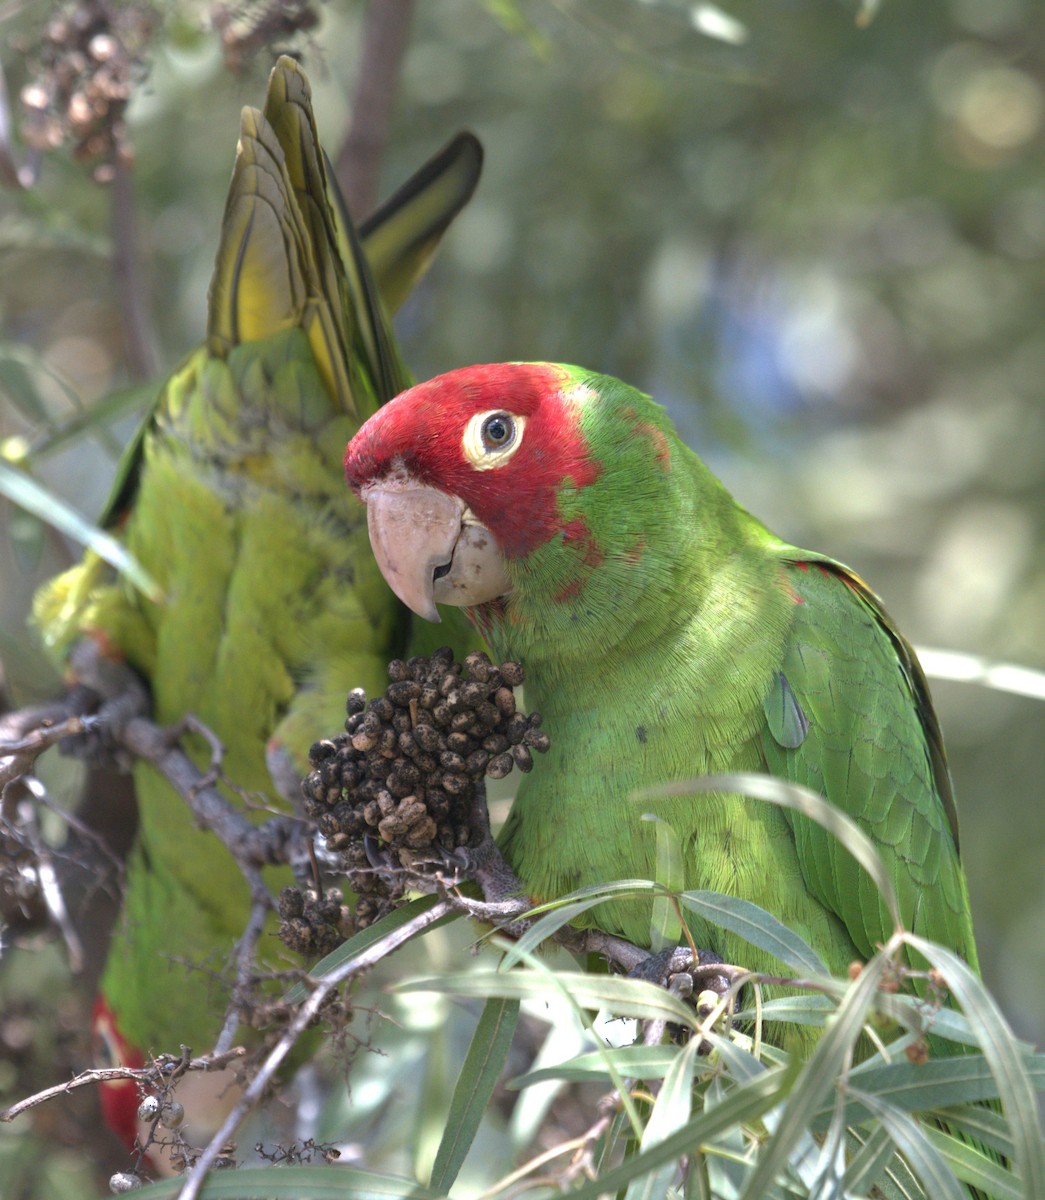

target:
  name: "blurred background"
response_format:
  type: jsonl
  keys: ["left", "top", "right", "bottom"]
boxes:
{"left": 0, "top": 0, "right": 1042, "bottom": 1181}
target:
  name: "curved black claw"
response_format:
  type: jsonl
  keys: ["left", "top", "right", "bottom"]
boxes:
{"left": 363, "top": 833, "right": 393, "bottom": 871}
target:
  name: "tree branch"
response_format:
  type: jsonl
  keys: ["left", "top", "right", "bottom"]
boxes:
{"left": 109, "top": 151, "right": 158, "bottom": 380}
{"left": 0, "top": 1047, "right": 247, "bottom": 1126}
{"left": 335, "top": 0, "right": 415, "bottom": 220}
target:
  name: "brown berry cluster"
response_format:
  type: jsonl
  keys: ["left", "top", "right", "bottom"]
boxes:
{"left": 18, "top": 1, "right": 156, "bottom": 177}
{"left": 297, "top": 649, "right": 548, "bottom": 932}
{"left": 277, "top": 885, "right": 351, "bottom": 959}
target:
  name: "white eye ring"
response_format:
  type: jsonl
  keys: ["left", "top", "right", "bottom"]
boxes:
{"left": 462, "top": 410, "right": 526, "bottom": 470}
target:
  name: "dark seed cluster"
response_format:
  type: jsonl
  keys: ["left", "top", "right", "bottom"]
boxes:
{"left": 277, "top": 885, "right": 351, "bottom": 959}
{"left": 288, "top": 648, "right": 548, "bottom": 937}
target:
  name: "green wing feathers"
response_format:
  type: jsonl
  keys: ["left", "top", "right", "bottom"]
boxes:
{"left": 761, "top": 556, "right": 977, "bottom": 972}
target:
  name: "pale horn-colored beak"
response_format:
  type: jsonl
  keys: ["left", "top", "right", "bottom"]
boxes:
{"left": 364, "top": 481, "right": 511, "bottom": 623}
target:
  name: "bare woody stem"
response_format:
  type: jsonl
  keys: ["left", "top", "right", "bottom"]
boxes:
{"left": 335, "top": 0, "right": 416, "bottom": 220}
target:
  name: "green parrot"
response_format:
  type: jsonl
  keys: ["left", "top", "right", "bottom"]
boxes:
{"left": 344, "top": 361, "right": 981, "bottom": 1049}
{"left": 32, "top": 58, "right": 481, "bottom": 1150}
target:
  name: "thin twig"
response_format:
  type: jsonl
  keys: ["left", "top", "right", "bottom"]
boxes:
{"left": 213, "top": 876, "right": 277, "bottom": 1057}
{"left": 335, "top": 0, "right": 415, "bottom": 219}
{"left": 0, "top": 712, "right": 94, "bottom": 793}
{"left": 8, "top": 778, "right": 85, "bottom": 969}
{"left": 176, "top": 897, "right": 453, "bottom": 1200}
{"left": 0, "top": 1048, "right": 247, "bottom": 1125}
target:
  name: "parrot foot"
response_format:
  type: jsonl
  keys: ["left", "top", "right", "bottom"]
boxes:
{"left": 435, "top": 828, "right": 534, "bottom": 934}
{"left": 628, "top": 945, "right": 732, "bottom": 996}
{"left": 623, "top": 946, "right": 748, "bottom": 1050}
{"left": 59, "top": 638, "right": 150, "bottom": 766}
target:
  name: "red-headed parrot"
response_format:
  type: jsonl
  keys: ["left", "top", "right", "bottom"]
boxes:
{"left": 344, "top": 362, "right": 981, "bottom": 1054}
{"left": 33, "top": 59, "right": 481, "bottom": 1154}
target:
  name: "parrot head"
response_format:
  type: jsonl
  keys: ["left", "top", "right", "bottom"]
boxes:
{"left": 344, "top": 362, "right": 692, "bottom": 659}
{"left": 92, "top": 995, "right": 145, "bottom": 1153}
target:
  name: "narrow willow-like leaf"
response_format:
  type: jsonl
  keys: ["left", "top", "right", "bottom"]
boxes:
{"left": 932, "top": 1102, "right": 1017, "bottom": 1158}
{"left": 499, "top": 897, "right": 615, "bottom": 966}
{"left": 733, "top": 994, "right": 837, "bottom": 1027}
{"left": 849, "top": 1090, "right": 967, "bottom": 1200}
{"left": 624, "top": 1038, "right": 700, "bottom": 1200}
{"left": 512, "top": 1043, "right": 681, "bottom": 1088}
{"left": 0, "top": 461, "right": 162, "bottom": 601}
{"left": 842, "top": 1122, "right": 902, "bottom": 1197}
{"left": 703, "top": 1029, "right": 770, "bottom": 1085}
{"left": 843, "top": 1126, "right": 927, "bottom": 1200}
{"left": 829, "top": 1052, "right": 1045, "bottom": 1121}
{"left": 639, "top": 773, "right": 901, "bottom": 931}
{"left": 680, "top": 889, "right": 828, "bottom": 976}
{"left": 429, "top": 997, "right": 520, "bottom": 1193}
{"left": 399, "top": 968, "right": 700, "bottom": 1029}
{"left": 922, "top": 1125, "right": 1023, "bottom": 1200}
{"left": 643, "top": 813, "right": 684, "bottom": 952}
{"left": 905, "top": 933, "right": 1045, "bottom": 1198}
{"left": 737, "top": 949, "right": 890, "bottom": 1200}
{"left": 283, "top": 895, "right": 450, "bottom": 1002}
{"left": 123, "top": 1163, "right": 447, "bottom": 1198}
{"left": 565, "top": 1065, "right": 792, "bottom": 1200}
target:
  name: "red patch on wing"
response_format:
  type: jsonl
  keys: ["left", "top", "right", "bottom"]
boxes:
{"left": 781, "top": 571, "right": 805, "bottom": 605}
{"left": 345, "top": 364, "right": 602, "bottom": 558}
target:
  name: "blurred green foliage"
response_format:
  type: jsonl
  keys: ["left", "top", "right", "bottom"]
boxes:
{"left": 0, "top": 0, "right": 1042, "bottom": 1188}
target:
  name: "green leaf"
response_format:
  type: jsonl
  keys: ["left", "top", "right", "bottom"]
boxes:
{"left": 428, "top": 997, "right": 520, "bottom": 1193}
{"left": 624, "top": 1038, "right": 701, "bottom": 1200}
{"left": 565, "top": 1065, "right": 793, "bottom": 1200}
{"left": 905, "top": 934, "right": 1045, "bottom": 1198}
{"left": 848, "top": 1091, "right": 967, "bottom": 1200}
{"left": 398, "top": 968, "right": 701, "bottom": 1030}
{"left": 841, "top": 1122, "right": 903, "bottom": 1197}
{"left": 498, "top": 878, "right": 674, "bottom": 969}
{"left": 922, "top": 1125, "right": 1024, "bottom": 1200}
{"left": 643, "top": 813, "right": 684, "bottom": 952}
{"left": 932, "top": 1102, "right": 1019, "bottom": 1158}
{"left": 679, "top": 890, "right": 828, "bottom": 976}
{"left": 0, "top": 349, "right": 49, "bottom": 422}
{"left": 638, "top": 773, "right": 901, "bottom": 931}
{"left": 512, "top": 1044, "right": 681, "bottom": 1088}
{"left": 124, "top": 1162, "right": 448, "bottom": 1198}
{"left": 831, "top": 1052, "right": 1045, "bottom": 1120}
{"left": 733, "top": 994, "right": 838, "bottom": 1027}
{"left": 31, "top": 381, "right": 155, "bottom": 462}
{"left": 0, "top": 461, "right": 162, "bottom": 602}
{"left": 737, "top": 948, "right": 890, "bottom": 1200}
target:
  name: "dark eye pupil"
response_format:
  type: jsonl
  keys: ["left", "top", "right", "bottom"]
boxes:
{"left": 482, "top": 414, "right": 513, "bottom": 449}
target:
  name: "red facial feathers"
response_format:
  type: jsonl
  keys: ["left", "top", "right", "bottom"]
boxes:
{"left": 345, "top": 363, "right": 601, "bottom": 558}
